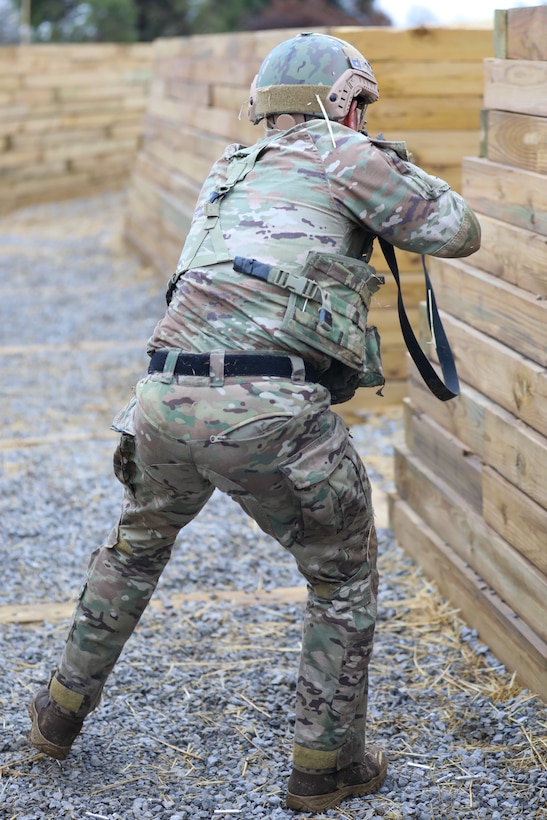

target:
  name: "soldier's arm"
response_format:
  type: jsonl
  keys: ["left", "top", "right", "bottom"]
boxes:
{"left": 326, "top": 131, "right": 482, "bottom": 259}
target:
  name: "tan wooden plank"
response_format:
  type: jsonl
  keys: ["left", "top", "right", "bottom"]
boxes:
{"left": 482, "top": 466, "right": 546, "bottom": 575}
{"left": 386, "top": 129, "right": 480, "bottom": 167}
{"left": 0, "top": 149, "right": 43, "bottom": 170}
{"left": 422, "top": 311, "right": 547, "bottom": 439}
{"left": 462, "top": 157, "right": 547, "bottom": 238}
{"left": 483, "top": 401, "right": 547, "bottom": 511}
{"left": 484, "top": 61, "right": 547, "bottom": 118}
{"left": 493, "top": 10, "right": 508, "bottom": 59}
{"left": 389, "top": 493, "right": 547, "bottom": 701}
{"left": 0, "top": 159, "right": 66, "bottom": 182}
{"left": 144, "top": 141, "right": 213, "bottom": 185}
{"left": 506, "top": 6, "right": 547, "bottom": 61}
{"left": 211, "top": 85, "right": 484, "bottom": 131}
{"left": 407, "top": 368, "right": 486, "bottom": 458}
{"left": 482, "top": 110, "right": 547, "bottom": 174}
{"left": 394, "top": 445, "right": 547, "bottom": 637}
{"left": 13, "top": 128, "right": 109, "bottom": 151}
{"left": 468, "top": 214, "right": 547, "bottom": 297}
{"left": 43, "top": 138, "right": 137, "bottom": 163}
{"left": 72, "top": 155, "right": 135, "bottom": 176}
{"left": 166, "top": 78, "right": 212, "bottom": 106}
{"left": 428, "top": 257, "right": 547, "bottom": 365}
{"left": 369, "top": 97, "right": 483, "bottom": 132}
{"left": 22, "top": 70, "right": 141, "bottom": 89}
{"left": 125, "top": 214, "right": 181, "bottom": 274}
{"left": 374, "top": 61, "right": 485, "bottom": 98}
{"left": 21, "top": 111, "right": 140, "bottom": 133}
{"left": 405, "top": 400, "right": 483, "bottom": 513}
{"left": 0, "top": 584, "right": 308, "bottom": 626}
{"left": 332, "top": 27, "right": 493, "bottom": 63}
{"left": 131, "top": 153, "right": 201, "bottom": 209}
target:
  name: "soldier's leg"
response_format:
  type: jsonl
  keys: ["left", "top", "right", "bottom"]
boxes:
{"left": 48, "top": 428, "right": 214, "bottom": 720}
{"left": 197, "top": 393, "right": 380, "bottom": 771}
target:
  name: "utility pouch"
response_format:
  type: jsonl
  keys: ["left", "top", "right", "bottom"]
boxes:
{"left": 233, "top": 250, "right": 386, "bottom": 404}
{"left": 279, "top": 251, "right": 384, "bottom": 373}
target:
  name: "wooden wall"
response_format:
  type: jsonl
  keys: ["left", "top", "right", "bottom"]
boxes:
{"left": 389, "top": 7, "right": 547, "bottom": 701}
{"left": 123, "top": 26, "right": 493, "bottom": 407}
{"left": 0, "top": 43, "right": 154, "bottom": 214}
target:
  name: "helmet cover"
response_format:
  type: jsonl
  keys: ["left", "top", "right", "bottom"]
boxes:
{"left": 248, "top": 32, "right": 379, "bottom": 124}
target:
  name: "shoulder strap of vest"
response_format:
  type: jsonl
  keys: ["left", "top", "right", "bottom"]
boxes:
{"left": 166, "top": 132, "right": 286, "bottom": 304}
{"left": 378, "top": 237, "right": 460, "bottom": 401}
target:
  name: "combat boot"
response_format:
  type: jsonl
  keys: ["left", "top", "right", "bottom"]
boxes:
{"left": 286, "top": 745, "right": 387, "bottom": 813}
{"left": 28, "top": 686, "right": 84, "bottom": 760}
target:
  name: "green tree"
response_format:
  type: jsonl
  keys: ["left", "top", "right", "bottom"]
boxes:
{"left": 88, "top": 0, "right": 138, "bottom": 41}
{"left": 192, "top": 0, "right": 391, "bottom": 34}
{"left": 191, "top": 0, "right": 267, "bottom": 34}
{"left": 28, "top": 0, "right": 391, "bottom": 42}
{"left": 30, "top": 0, "right": 137, "bottom": 42}
{"left": 132, "top": 0, "right": 193, "bottom": 41}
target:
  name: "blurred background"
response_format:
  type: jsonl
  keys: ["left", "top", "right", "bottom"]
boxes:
{"left": 1, "top": 0, "right": 546, "bottom": 45}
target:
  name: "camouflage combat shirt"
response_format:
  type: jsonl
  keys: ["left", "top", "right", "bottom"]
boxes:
{"left": 148, "top": 119, "right": 480, "bottom": 369}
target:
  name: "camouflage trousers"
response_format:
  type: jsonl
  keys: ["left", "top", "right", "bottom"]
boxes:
{"left": 52, "top": 351, "right": 379, "bottom": 771}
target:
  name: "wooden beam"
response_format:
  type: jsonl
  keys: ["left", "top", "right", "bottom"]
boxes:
{"left": 419, "top": 310, "right": 547, "bottom": 439}
{"left": 506, "top": 6, "right": 547, "bottom": 60}
{"left": 462, "top": 156, "right": 547, "bottom": 239}
{"left": 482, "top": 465, "right": 547, "bottom": 576}
{"left": 484, "top": 58, "right": 547, "bottom": 118}
{"left": 483, "top": 402, "right": 547, "bottom": 511}
{"left": 394, "top": 445, "right": 547, "bottom": 638}
{"left": 428, "top": 257, "right": 547, "bottom": 364}
{"left": 493, "top": 9, "right": 508, "bottom": 59}
{"left": 389, "top": 494, "right": 547, "bottom": 702}
{"left": 403, "top": 399, "right": 483, "bottom": 513}
{"left": 407, "top": 370, "right": 486, "bottom": 458}
{"left": 482, "top": 110, "right": 547, "bottom": 174}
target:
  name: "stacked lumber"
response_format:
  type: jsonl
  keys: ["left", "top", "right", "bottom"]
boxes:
{"left": 0, "top": 43, "right": 154, "bottom": 214}
{"left": 389, "top": 7, "right": 547, "bottom": 700}
{"left": 123, "top": 26, "right": 492, "bottom": 407}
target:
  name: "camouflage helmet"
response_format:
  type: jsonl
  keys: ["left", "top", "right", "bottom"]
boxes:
{"left": 248, "top": 32, "right": 379, "bottom": 125}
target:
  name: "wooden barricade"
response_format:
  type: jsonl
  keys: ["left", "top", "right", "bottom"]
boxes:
{"left": 123, "top": 26, "right": 493, "bottom": 407}
{"left": 389, "top": 7, "right": 547, "bottom": 700}
{"left": 0, "top": 43, "right": 154, "bottom": 214}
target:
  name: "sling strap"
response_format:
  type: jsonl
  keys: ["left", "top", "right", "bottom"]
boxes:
{"left": 378, "top": 236, "right": 460, "bottom": 401}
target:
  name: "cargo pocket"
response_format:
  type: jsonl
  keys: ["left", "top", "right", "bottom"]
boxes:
{"left": 113, "top": 432, "right": 137, "bottom": 494}
{"left": 279, "top": 414, "right": 349, "bottom": 535}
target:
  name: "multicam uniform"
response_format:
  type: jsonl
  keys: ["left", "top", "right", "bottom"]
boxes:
{"left": 51, "top": 118, "right": 480, "bottom": 772}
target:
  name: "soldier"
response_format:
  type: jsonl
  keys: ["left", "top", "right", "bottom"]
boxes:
{"left": 29, "top": 32, "right": 480, "bottom": 813}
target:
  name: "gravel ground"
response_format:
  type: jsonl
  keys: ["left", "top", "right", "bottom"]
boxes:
{"left": 0, "top": 193, "right": 545, "bottom": 820}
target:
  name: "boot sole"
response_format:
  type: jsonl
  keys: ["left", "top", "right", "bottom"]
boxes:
{"left": 28, "top": 699, "right": 73, "bottom": 761}
{"left": 286, "top": 754, "right": 387, "bottom": 812}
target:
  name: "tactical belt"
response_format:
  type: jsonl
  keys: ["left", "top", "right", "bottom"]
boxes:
{"left": 148, "top": 350, "right": 318, "bottom": 382}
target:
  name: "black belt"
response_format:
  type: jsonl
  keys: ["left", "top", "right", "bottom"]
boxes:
{"left": 148, "top": 350, "right": 318, "bottom": 382}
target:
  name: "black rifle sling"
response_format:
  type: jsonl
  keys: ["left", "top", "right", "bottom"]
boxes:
{"left": 378, "top": 236, "right": 460, "bottom": 401}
